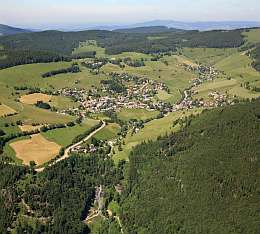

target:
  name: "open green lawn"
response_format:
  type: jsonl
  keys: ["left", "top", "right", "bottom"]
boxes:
{"left": 94, "top": 123, "right": 120, "bottom": 141}
{"left": 181, "top": 47, "right": 237, "bottom": 65}
{"left": 113, "top": 109, "right": 203, "bottom": 162}
{"left": 42, "top": 118, "right": 99, "bottom": 147}
{"left": 117, "top": 108, "right": 159, "bottom": 121}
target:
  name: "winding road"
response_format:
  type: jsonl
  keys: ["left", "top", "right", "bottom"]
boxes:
{"left": 36, "top": 121, "right": 106, "bottom": 172}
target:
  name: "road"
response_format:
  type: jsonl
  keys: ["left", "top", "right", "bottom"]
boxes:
{"left": 36, "top": 121, "right": 106, "bottom": 172}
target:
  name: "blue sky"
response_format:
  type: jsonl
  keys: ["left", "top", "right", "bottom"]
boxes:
{"left": 1, "top": 0, "right": 260, "bottom": 28}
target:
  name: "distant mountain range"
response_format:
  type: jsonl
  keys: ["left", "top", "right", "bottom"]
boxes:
{"left": 0, "top": 24, "right": 31, "bottom": 36}
{"left": 114, "top": 26, "right": 183, "bottom": 34}
{"left": 82, "top": 20, "right": 260, "bottom": 32}
{"left": 1, "top": 20, "right": 260, "bottom": 35}
{"left": 127, "top": 20, "right": 260, "bottom": 31}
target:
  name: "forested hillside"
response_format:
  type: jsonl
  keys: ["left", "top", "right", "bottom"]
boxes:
{"left": 252, "top": 45, "right": 260, "bottom": 71}
{"left": 121, "top": 100, "right": 260, "bottom": 234}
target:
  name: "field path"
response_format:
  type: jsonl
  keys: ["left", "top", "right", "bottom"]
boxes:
{"left": 36, "top": 121, "right": 106, "bottom": 172}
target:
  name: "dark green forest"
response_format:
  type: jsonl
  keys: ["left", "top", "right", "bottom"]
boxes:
{"left": 252, "top": 45, "right": 260, "bottom": 71}
{"left": 121, "top": 100, "right": 260, "bottom": 234}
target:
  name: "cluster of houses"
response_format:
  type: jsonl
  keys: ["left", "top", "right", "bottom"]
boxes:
{"left": 69, "top": 143, "right": 98, "bottom": 154}
{"left": 175, "top": 65, "right": 233, "bottom": 110}
{"left": 57, "top": 72, "right": 172, "bottom": 114}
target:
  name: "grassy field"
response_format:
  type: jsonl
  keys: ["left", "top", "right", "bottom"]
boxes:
{"left": 181, "top": 47, "right": 237, "bottom": 65}
{"left": 10, "top": 134, "right": 61, "bottom": 165}
{"left": 215, "top": 52, "right": 260, "bottom": 97}
{"left": 117, "top": 108, "right": 159, "bottom": 121}
{"left": 3, "top": 136, "right": 30, "bottom": 163}
{"left": 111, "top": 52, "right": 152, "bottom": 60}
{"left": 94, "top": 123, "right": 120, "bottom": 141}
{"left": 20, "top": 93, "right": 79, "bottom": 110}
{"left": 0, "top": 62, "right": 106, "bottom": 92}
{"left": 2, "top": 102, "right": 75, "bottom": 125}
{"left": 72, "top": 40, "right": 106, "bottom": 58}
{"left": 42, "top": 118, "right": 99, "bottom": 147}
{"left": 243, "top": 29, "right": 260, "bottom": 44}
{"left": 113, "top": 108, "right": 203, "bottom": 162}
{"left": 192, "top": 78, "right": 238, "bottom": 100}
{"left": 0, "top": 104, "right": 17, "bottom": 117}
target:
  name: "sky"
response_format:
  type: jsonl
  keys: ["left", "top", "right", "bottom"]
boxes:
{"left": 0, "top": 0, "right": 260, "bottom": 29}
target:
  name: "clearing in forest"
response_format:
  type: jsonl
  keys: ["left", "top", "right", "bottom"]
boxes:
{"left": 0, "top": 104, "right": 17, "bottom": 117}
{"left": 20, "top": 93, "right": 52, "bottom": 105}
{"left": 10, "top": 134, "right": 61, "bottom": 165}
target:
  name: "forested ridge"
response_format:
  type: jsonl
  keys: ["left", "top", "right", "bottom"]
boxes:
{"left": 0, "top": 28, "right": 245, "bottom": 69}
{"left": 252, "top": 45, "right": 260, "bottom": 71}
{"left": 121, "top": 100, "right": 260, "bottom": 234}
{"left": 0, "top": 154, "right": 122, "bottom": 234}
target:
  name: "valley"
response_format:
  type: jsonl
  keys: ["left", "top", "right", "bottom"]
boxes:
{"left": 0, "top": 26, "right": 259, "bottom": 234}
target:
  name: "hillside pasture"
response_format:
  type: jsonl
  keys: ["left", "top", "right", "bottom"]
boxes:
{"left": 42, "top": 119, "right": 99, "bottom": 147}
{"left": 215, "top": 52, "right": 260, "bottom": 93}
{"left": 94, "top": 123, "right": 120, "bottom": 141}
{"left": 0, "top": 104, "right": 17, "bottom": 117}
{"left": 3, "top": 102, "right": 74, "bottom": 125}
{"left": 20, "top": 93, "right": 78, "bottom": 110}
{"left": 181, "top": 47, "right": 237, "bottom": 65}
{"left": 0, "top": 62, "right": 106, "bottom": 92}
{"left": 10, "top": 134, "right": 61, "bottom": 165}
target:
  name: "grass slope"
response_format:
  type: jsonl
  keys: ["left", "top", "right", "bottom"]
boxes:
{"left": 113, "top": 109, "right": 202, "bottom": 162}
{"left": 42, "top": 119, "right": 99, "bottom": 147}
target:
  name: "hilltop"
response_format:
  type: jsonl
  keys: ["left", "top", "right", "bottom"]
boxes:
{"left": 0, "top": 24, "right": 31, "bottom": 36}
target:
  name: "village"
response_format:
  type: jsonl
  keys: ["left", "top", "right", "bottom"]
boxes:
{"left": 57, "top": 71, "right": 173, "bottom": 116}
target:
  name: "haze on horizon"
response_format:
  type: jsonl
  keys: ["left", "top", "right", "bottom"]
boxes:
{"left": 0, "top": 0, "right": 260, "bottom": 29}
